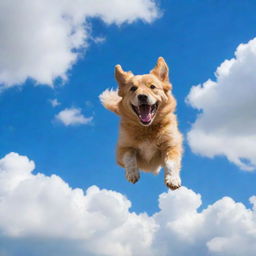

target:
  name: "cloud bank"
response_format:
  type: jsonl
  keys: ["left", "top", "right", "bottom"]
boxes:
{"left": 186, "top": 37, "right": 256, "bottom": 171}
{"left": 0, "top": 152, "right": 256, "bottom": 256}
{"left": 0, "top": 0, "right": 160, "bottom": 88}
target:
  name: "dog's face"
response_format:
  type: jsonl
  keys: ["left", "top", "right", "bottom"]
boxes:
{"left": 115, "top": 57, "right": 172, "bottom": 126}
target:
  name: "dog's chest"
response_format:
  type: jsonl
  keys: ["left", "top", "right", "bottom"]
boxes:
{"left": 137, "top": 141, "right": 157, "bottom": 161}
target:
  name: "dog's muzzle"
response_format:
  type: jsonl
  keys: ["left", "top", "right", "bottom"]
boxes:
{"left": 131, "top": 101, "right": 158, "bottom": 125}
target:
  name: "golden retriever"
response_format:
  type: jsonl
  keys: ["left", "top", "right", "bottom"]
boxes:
{"left": 100, "top": 57, "right": 183, "bottom": 190}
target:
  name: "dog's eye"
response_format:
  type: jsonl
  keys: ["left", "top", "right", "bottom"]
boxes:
{"left": 130, "top": 86, "right": 137, "bottom": 92}
{"left": 150, "top": 84, "right": 156, "bottom": 89}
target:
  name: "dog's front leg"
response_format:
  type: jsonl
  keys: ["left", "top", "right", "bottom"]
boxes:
{"left": 163, "top": 146, "right": 182, "bottom": 190}
{"left": 122, "top": 150, "right": 140, "bottom": 184}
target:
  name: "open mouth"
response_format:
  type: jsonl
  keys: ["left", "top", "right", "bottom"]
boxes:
{"left": 131, "top": 102, "right": 158, "bottom": 125}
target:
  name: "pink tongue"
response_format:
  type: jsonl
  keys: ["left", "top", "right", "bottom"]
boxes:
{"left": 139, "top": 105, "right": 151, "bottom": 123}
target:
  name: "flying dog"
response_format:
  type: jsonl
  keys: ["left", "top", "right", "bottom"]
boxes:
{"left": 100, "top": 57, "right": 183, "bottom": 190}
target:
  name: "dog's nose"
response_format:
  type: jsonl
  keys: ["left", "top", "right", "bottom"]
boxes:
{"left": 138, "top": 94, "right": 148, "bottom": 103}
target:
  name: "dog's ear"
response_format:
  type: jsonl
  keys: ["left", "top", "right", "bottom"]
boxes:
{"left": 151, "top": 57, "right": 169, "bottom": 82}
{"left": 115, "top": 65, "right": 133, "bottom": 85}
{"left": 151, "top": 57, "right": 172, "bottom": 92}
{"left": 115, "top": 65, "right": 133, "bottom": 97}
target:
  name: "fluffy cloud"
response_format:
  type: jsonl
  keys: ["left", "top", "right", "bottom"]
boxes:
{"left": 0, "top": 0, "right": 160, "bottom": 88}
{"left": 0, "top": 152, "right": 256, "bottom": 256}
{"left": 55, "top": 107, "right": 92, "bottom": 126}
{"left": 0, "top": 153, "right": 155, "bottom": 256}
{"left": 186, "top": 37, "right": 256, "bottom": 171}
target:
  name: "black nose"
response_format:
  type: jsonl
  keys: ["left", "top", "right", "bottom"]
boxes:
{"left": 138, "top": 94, "right": 148, "bottom": 102}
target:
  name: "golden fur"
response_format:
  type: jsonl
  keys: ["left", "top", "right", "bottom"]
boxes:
{"left": 100, "top": 57, "right": 183, "bottom": 189}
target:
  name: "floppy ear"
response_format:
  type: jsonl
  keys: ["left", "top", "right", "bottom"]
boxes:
{"left": 115, "top": 65, "right": 133, "bottom": 96}
{"left": 115, "top": 65, "right": 133, "bottom": 85}
{"left": 150, "top": 57, "right": 171, "bottom": 91}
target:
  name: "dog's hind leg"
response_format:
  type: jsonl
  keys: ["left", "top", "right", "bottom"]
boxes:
{"left": 120, "top": 149, "right": 140, "bottom": 184}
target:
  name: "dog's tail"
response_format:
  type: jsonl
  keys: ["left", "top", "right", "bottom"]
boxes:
{"left": 99, "top": 89, "right": 121, "bottom": 115}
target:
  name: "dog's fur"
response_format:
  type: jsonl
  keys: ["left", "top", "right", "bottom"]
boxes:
{"left": 100, "top": 57, "right": 183, "bottom": 189}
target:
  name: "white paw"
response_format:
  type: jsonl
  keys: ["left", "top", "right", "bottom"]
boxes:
{"left": 126, "top": 169, "right": 140, "bottom": 184}
{"left": 165, "top": 174, "right": 181, "bottom": 190}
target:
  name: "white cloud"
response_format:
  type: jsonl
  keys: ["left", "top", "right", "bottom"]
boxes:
{"left": 0, "top": 153, "right": 155, "bottom": 256}
{"left": 0, "top": 0, "right": 160, "bottom": 89}
{"left": 186, "top": 37, "right": 256, "bottom": 171}
{"left": 49, "top": 98, "right": 60, "bottom": 107}
{"left": 0, "top": 152, "right": 256, "bottom": 256}
{"left": 55, "top": 107, "right": 92, "bottom": 126}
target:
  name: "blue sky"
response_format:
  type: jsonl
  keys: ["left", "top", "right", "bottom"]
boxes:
{"left": 1, "top": 1, "right": 256, "bottom": 255}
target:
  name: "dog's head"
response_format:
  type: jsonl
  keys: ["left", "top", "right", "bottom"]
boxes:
{"left": 115, "top": 57, "right": 174, "bottom": 126}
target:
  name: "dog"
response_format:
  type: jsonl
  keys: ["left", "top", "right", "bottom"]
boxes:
{"left": 100, "top": 57, "right": 183, "bottom": 190}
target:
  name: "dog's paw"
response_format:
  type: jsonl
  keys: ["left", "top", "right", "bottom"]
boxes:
{"left": 126, "top": 170, "right": 140, "bottom": 184}
{"left": 165, "top": 174, "right": 181, "bottom": 190}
